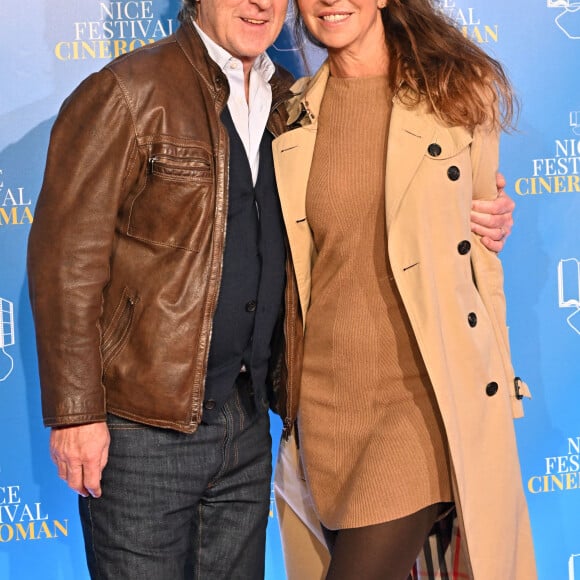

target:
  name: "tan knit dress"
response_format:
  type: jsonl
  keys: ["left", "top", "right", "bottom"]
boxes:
{"left": 299, "top": 75, "right": 452, "bottom": 530}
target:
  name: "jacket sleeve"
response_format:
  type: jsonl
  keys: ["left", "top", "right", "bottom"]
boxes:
{"left": 469, "top": 118, "right": 530, "bottom": 417}
{"left": 27, "top": 68, "right": 141, "bottom": 427}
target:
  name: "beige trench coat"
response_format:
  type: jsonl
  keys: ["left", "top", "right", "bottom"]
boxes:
{"left": 272, "top": 63, "right": 536, "bottom": 580}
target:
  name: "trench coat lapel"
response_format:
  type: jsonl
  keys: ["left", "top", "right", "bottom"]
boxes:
{"left": 273, "top": 71, "right": 471, "bottom": 325}
{"left": 273, "top": 126, "right": 318, "bottom": 325}
{"left": 274, "top": 82, "right": 434, "bottom": 323}
{"left": 385, "top": 102, "right": 435, "bottom": 228}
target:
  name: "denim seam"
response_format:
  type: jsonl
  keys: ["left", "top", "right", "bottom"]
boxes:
{"left": 234, "top": 388, "right": 245, "bottom": 433}
{"left": 232, "top": 390, "right": 244, "bottom": 467}
{"left": 86, "top": 498, "right": 102, "bottom": 580}
{"left": 196, "top": 501, "right": 204, "bottom": 579}
{"left": 222, "top": 403, "right": 233, "bottom": 479}
{"left": 208, "top": 407, "right": 230, "bottom": 487}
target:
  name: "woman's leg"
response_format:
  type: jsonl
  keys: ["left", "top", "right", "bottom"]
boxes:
{"left": 324, "top": 503, "right": 446, "bottom": 580}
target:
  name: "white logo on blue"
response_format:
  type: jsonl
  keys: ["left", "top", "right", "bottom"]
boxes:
{"left": 548, "top": 0, "right": 580, "bottom": 39}
{"left": 558, "top": 259, "right": 580, "bottom": 334}
{"left": 569, "top": 553, "right": 580, "bottom": 580}
{"left": 0, "top": 297, "right": 15, "bottom": 381}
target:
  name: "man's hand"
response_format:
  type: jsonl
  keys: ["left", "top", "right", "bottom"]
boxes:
{"left": 470, "top": 172, "right": 515, "bottom": 253}
{"left": 50, "top": 422, "right": 110, "bottom": 498}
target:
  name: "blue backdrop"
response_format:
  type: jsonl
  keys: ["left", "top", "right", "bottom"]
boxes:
{"left": 1, "top": 1, "right": 579, "bottom": 578}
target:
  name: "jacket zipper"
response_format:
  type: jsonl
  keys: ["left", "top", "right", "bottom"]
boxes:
{"left": 189, "top": 120, "right": 230, "bottom": 427}
{"left": 102, "top": 295, "right": 138, "bottom": 369}
{"left": 147, "top": 155, "right": 211, "bottom": 175}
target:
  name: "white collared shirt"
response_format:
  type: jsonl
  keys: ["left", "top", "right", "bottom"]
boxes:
{"left": 193, "top": 21, "right": 275, "bottom": 185}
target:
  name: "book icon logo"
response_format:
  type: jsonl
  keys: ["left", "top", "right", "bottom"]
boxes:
{"left": 547, "top": 0, "right": 580, "bottom": 40}
{"left": 558, "top": 259, "right": 580, "bottom": 334}
{"left": 570, "top": 111, "right": 580, "bottom": 135}
{"left": 569, "top": 553, "right": 580, "bottom": 580}
{"left": 0, "top": 297, "right": 15, "bottom": 382}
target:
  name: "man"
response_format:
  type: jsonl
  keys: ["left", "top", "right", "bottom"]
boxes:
{"left": 29, "top": 0, "right": 290, "bottom": 577}
{"left": 27, "top": 0, "right": 515, "bottom": 578}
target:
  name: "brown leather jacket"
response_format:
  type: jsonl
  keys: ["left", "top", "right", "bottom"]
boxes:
{"left": 28, "top": 20, "right": 293, "bottom": 433}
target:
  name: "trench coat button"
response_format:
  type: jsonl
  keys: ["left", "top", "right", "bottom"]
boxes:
{"left": 428, "top": 143, "right": 442, "bottom": 157}
{"left": 204, "top": 399, "right": 216, "bottom": 410}
{"left": 486, "top": 382, "right": 499, "bottom": 396}
{"left": 467, "top": 312, "right": 477, "bottom": 327}
{"left": 457, "top": 240, "right": 471, "bottom": 255}
{"left": 245, "top": 300, "right": 257, "bottom": 312}
{"left": 447, "top": 166, "right": 460, "bottom": 181}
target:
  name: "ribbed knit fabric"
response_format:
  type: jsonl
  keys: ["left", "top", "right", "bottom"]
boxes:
{"left": 299, "top": 75, "right": 452, "bottom": 530}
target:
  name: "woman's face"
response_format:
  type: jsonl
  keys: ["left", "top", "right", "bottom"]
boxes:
{"left": 297, "top": 0, "right": 385, "bottom": 57}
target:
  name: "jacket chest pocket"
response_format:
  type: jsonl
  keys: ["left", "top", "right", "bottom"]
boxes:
{"left": 127, "top": 142, "right": 214, "bottom": 252}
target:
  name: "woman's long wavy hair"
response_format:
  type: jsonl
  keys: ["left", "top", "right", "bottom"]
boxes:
{"left": 294, "top": 0, "right": 516, "bottom": 131}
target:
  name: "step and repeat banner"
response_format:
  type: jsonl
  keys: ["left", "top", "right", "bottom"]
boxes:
{"left": 0, "top": 1, "right": 579, "bottom": 578}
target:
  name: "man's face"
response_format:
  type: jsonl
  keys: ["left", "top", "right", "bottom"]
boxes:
{"left": 196, "top": 0, "right": 288, "bottom": 68}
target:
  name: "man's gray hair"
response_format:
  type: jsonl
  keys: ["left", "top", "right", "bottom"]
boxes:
{"left": 178, "top": 0, "right": 197, "bottom": 22}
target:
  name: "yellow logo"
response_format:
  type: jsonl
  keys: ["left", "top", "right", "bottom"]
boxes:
{"left": 0, "top": 169, "right": 33, "bottom": 227}
{"left": 0, "top": 485, "right": 68, "bottom": 543}
{"left": 527, "top": 436, "right": 580, "bottom": 494}
{"left": 54, "top": 1, "right": 175, "bottom": 61}
{"left": 437, "top": 0, "right": 499, "bottom": 44}
{"left": 515, "top": 136, "right": 580, "bottom": 196}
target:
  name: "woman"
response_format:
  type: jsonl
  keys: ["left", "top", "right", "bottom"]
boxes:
{"left": 272, "top": 0, "right": 536, "bottom": 578}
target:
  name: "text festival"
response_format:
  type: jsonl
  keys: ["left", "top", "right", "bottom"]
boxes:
{"left": 0, "top": 169, "right": 33, "bottom": 227}
{"left": 516, "top": 139, "right": 580, "bottom": 196}
{"left": 54, "top": 1, "right": 175, "bottom": 61}
{"left": 436, "top": 0, "right": 499, "bottom": 44}
{"left": 53, "top": 0, "right": 497, "bottom": 62}
{"left": 528, "top": 437, "right": 580, "bottom": 494}
{"left": 0, "top": 485, "right": 68, "bottom": 543}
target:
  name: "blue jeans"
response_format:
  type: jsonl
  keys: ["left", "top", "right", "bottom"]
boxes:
{"left": 79, "top": 382, "right": 272, "bottom": 579}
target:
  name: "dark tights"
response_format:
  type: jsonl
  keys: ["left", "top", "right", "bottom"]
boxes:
{"left": 323, "top": 502, "right": 448, "bottom": 580}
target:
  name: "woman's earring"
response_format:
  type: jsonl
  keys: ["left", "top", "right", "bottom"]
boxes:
{"left": 378, "top": 0, "right": 387, "bottom": 8}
